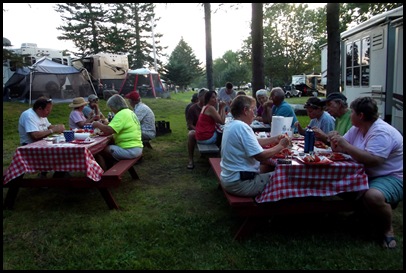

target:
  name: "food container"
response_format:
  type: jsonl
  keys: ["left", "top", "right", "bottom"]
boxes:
{"left": 74, "top": 132, "right": 91, "bottom": 140}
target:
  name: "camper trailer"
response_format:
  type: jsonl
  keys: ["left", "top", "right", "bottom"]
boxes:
{"left": 72, "top": 53, "right": 129, "bottom": 97}
{"left": 291, "top": 73, "right": 324, "bottom": 96}
{"left": 3, "top": 43, "right": 72, "bottom": 86}
{"left": 340, "top": 6, "right": 403, "bottom": 134}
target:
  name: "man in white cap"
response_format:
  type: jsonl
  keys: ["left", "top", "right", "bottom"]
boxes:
{"left": 83, "top": 94, "right": 109, "bottom": 125}
{"left": 319, "top": 92, "right": 352, "bottom": 140}
{"left": 125, "top": 91, "right": 156, "bottom": 141}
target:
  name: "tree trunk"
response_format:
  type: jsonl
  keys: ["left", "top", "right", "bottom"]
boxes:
{"left": 204, "top": 3, "right": 214, "bottom": 91}
{"left": 326, "top": 3, "right": 341, "bottom": 95}
{"left": 251, "top": 3, "right": 264, "bottom": 100}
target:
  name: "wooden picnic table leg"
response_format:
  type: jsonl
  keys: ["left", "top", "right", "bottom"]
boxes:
{"left": 127, "top": 166, "right": 139, "bottom": 180}
{"left": 98, "top": 188, "right": 120, "bottom": 210}
{"left": 3, "top": 176, "right": 24, "bottom": 210}
{"left": 233, "top": 216, "right": 258, "bottom": 241}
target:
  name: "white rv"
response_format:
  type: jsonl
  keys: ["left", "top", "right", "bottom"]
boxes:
{"left": 340, "top": 6, "right": 403, "bottom": 134}
{"left": 3, "top": 43, "right": 72, "bottom": 86}
{"left": 72, "top": 53, "right": 129, "bottom": 96}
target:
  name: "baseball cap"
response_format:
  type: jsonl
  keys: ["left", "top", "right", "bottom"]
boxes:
{"left": 304, "top": 97, "right": 323, "bottom": 108}
{"left": 321, "top": 92, "right": 347, "bottom": 104}
{"left": 88, "top": 94, "right": 99, "bottom": 102}
{"left": 125, "top": 91, "right": 140, "bottom": 101}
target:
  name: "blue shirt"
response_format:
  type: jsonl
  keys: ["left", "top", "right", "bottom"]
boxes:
{"left": 272, "top": 101, "right": 298, "bottom": 130}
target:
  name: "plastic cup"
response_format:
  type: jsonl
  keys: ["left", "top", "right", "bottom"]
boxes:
{"left": 63, "top": 130, "right": 75, "bottom": 142}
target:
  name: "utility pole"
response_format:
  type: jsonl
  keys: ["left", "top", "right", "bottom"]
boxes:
{"left": 151, "top": 16, "right": 158, "bottom": 71}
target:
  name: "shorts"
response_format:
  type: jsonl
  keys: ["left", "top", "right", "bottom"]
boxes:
{"left": 108, "top": 145, "right": 143, "bottom": 161}
{"left": 196, "top": 131, "right": 217, "bottom": 145}
{"left": 221, "top": 172, "right": 274, "bottom": 197}
{"left": 369, "top": 175, "right": 403, "bottom": 204}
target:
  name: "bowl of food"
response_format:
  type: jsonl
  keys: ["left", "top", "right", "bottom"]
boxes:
{"left": 74, "top": 132, "right": 91, "bottom": 140}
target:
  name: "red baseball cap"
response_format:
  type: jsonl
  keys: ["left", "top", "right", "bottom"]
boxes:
{"left": 125, "top": 91, "right": 140, "bottom": 101}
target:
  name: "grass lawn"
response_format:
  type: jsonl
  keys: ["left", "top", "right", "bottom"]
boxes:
{"left": 2, "top": 92, "right": 403, "bottom": 270}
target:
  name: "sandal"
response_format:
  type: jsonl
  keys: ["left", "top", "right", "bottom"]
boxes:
{"left": 187, "top": 162, "right": 194, "bottom": 169}
{"left": 382, "top": 235, "right": 396, "bottom": 249}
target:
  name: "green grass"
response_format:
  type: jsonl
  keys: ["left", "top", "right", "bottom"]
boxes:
{"left": 3, "top": 92, "right": 403, "bottom": 270}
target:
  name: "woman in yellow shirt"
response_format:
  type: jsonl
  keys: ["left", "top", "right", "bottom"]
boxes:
{"left": 92, "top": 94, "right": 143, "bottom": 170}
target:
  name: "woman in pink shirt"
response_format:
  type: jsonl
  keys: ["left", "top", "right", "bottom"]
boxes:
{"left": 329, "top": 97, "right": 403, "bottom": 249}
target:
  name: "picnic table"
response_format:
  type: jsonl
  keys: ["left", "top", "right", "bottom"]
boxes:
{"left": 3, "top": 135, "right": 141, "bottom": 210}
{"left": 209, "top": 138, "right": 369, "bottom": 240}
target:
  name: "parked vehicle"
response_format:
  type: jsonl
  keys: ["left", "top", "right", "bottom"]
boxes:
{"left": 291, "top": 74, "right": 324, "bottom": 96}
{"left": 3, "top": 42, "right": 72, "bottom": 87}
{"left": 283, "top": 84, "right": 302, "bottom": 98}
{"left": 72, "top": 53, "right": 129, "bottom": 97}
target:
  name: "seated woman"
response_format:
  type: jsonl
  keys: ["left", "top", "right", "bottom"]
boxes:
{"left": 220, "top": 95, "right": 290, "bottom": 197}
{"left": 253, "top": 89, "right": 269, "bottom": 122}
{"left": 329, "top": 97, "right": 403, "bottom": 249}
{"left": 68, "top": 97, "right": 99, "bottom": 129}
{"left": 92, "top": 94, "right": 143, "bottom": 170}
{"left": 195, "top": 90, "right": 226, "bottom": 146}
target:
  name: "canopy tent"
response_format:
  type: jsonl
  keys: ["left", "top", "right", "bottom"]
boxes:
{"left": 4, "top": 57, "right": 96, "bottom": 105}
{"left": 118, "top": 68, "right": 166, "bottom": 98}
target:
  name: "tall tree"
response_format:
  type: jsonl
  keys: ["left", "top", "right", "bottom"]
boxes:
{"left": 213, "top": 50, "right": 250, "bottom": 87}
{"left": 55, "top": 3, "right": 165, "bottom": 69}
{"left": 162, "top": 38, "right": 203, "bottom": 89}
{"left": 326, "top": 3, "right": 340, "bottom": 95}
{"left": 55, "top": 3, "right": 107, "bottom": 57}
{"left": 118, "top": 3, "right": 165, "bottom": 69}
{"left": 204, "top": 3, "right": 214, "bottom": 91}
{"left": 251, "top": 3, "right": 264, "bottom": 99}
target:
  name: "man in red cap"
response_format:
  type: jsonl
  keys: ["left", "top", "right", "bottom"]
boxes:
{"left": 125, "top": 91, "right": 156, "bottom": 141}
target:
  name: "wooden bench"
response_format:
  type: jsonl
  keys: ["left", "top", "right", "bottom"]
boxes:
{"left": 197, "top": 143, "right": 220, "bottom": 155}
{"left": 208, "top": 157, "right": 359, "bottom": 240}
{"left": 98, "top": 156, "right": 142, "bottom": 209}
{"left": 3, "top": 156, "right": 142, "bottom": 210}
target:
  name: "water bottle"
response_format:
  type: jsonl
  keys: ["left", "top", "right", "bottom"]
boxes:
{"left": 304, "top": 126, "right": 315, "bottom": 153}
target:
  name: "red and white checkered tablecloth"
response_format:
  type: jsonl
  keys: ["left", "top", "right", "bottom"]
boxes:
{"left": 3, "top": 136, "right": 111, "bottom": 184}
{"left": 255, "top": 159, "right": 369, "bottom": 203}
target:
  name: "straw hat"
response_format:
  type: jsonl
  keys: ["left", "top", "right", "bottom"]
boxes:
{"left": 69, "top": 97, "right": 88, "bottom": 108}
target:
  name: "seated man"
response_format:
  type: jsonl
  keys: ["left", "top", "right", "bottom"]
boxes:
{"left": 18, "top": 96, "right": 66, "bottom": 177}
{"left": 125, "top": 91, "right": 156, "bottom": 141}
{"left": 263, "top": 87, "right": 298, "bottom": 132}
{"left": 218, "top": 82, "right": 236, "bottom": 113}
{"left": 186, "top": 88, "right": 208, "bottom": 169}
{"left": 18, "top": 96, "right": 65, "bottom": 145}
{"left": 294, "top": 97, "right": 335, "bottom": 142}
{"left": 82, "top": 94, "right": 109, "bottom": 125}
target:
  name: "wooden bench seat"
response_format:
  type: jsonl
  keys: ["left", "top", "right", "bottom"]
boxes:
{"left": 102, "top": 156, "right": 141, "bottom": 181}
{"left": 208, "top": 157, "right": 358, "bottom": 240}
{"left": 197, "top": 143, "right": 220, "bottom": 154}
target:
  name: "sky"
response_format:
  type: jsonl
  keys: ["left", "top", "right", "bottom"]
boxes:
{"left": 3, "top": 3, "right": 325, "bottom": 64}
